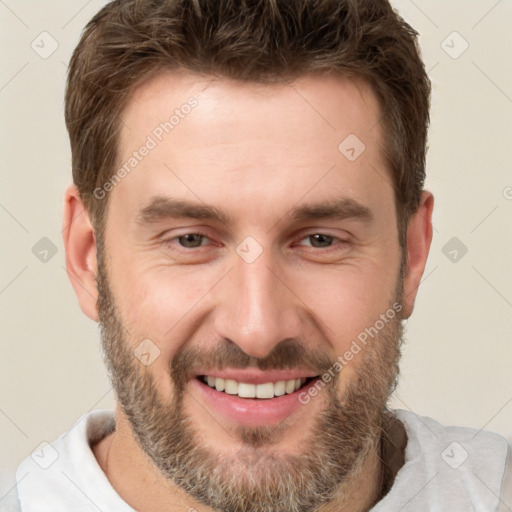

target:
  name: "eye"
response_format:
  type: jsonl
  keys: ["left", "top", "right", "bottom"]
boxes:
{"left": 162, "top": 231, "right": 346, "bottom": 252}
{"left": 164, "top": 232, "right": 212, "bottom": 249}
{"left": 297, "top": 233, "right": 342, "bottom": 249}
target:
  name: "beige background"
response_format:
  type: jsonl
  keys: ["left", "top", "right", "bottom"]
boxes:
{"left": 1, "top": 0, "right": 511, "bottom": 496}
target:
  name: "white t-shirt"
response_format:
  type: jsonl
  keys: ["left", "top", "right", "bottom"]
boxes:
{"left": 4, "top": 409, "right": 511, "bottom": 511}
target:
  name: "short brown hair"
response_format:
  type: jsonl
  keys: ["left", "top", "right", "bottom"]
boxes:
{"left": 65, "top": 0, "right": 430, "bottom": 248}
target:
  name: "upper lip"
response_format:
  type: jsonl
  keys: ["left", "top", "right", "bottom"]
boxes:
{"left": 193, "top": 369, "right": 319, "bottom": 385}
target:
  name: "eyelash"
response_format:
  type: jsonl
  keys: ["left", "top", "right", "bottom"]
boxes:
{"left": 162, "top": 231, "right": 347, "bottom": 252}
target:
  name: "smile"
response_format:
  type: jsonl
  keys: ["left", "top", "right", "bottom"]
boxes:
{"left": 198, "top": 375, "right": 316, "bottom": 399}
{"left": 192, "top": 373, "right": 322, "bottom": 426}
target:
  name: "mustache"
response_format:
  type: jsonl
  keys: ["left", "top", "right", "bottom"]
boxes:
{"left": 170, "top": 338, "right": 337, "bottom": 391}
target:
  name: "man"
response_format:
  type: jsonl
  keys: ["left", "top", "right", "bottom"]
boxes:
{"left": 11, "top": 0, "right": 511, "bottom": 510}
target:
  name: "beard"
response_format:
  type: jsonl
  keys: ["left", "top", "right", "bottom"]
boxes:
{"left": 96, "top": 243, "right": 405, "bottom": 512}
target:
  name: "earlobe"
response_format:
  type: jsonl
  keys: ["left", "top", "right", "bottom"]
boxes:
{"left": 401, "top": 190, "right": 434, "bottom": 319}
{"left": 62, "top": 184, "right": 99, "bottom": 322}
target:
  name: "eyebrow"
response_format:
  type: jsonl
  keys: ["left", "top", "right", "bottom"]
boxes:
{"left": 136, "top": 195, "right": 373, "bottom": 227}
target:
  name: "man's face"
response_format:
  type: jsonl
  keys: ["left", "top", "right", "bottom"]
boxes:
{"left": 96, "top": 71, "right": 405, "bottom": 512}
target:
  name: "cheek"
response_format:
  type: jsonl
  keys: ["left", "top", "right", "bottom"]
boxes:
{"left": 304, "top": 262, "right": 397, "bottom": 324}
{"left": 113, "top": 274, "right": 193, "bottom": 399}
{"left": 113, "top": 264, "right": 210, "bottom": 352}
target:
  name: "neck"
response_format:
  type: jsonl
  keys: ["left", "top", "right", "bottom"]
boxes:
{"left": 93, "top": 408, "right": 386, "bottom": 512}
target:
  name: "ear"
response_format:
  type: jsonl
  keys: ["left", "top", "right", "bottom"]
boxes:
{"left": 62, "top": 184, "right": 99, "bottom": 322}
{"left": 402, "top": 190, "right": 434, "bottom": 319}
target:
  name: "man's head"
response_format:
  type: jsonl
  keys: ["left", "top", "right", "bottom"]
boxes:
{"left": 62, "top": 1, "right": 433, "bottom": 511}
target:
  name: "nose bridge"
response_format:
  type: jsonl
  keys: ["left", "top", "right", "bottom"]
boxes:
{"left": 213, "top": 246, "right": 301, "bottom": 359}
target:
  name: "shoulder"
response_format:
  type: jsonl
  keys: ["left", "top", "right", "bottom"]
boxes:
{"left": 12, "top": 409, "right": 124, "bottom": 512}
{"left": 393, "top": 408, "right": 509, "bottom": 458}
{"left": 0, "top": 469, "right": 22, "bottom": 512}
{"left": 373, "top": 409, "right": 511, "bottom": 512}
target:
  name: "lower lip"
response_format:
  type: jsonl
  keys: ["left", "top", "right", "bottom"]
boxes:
{"left": 190, "top": 377, "right": 319, "bottom": 426}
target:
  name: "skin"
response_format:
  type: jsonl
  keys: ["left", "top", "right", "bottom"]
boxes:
{"left": 62, "top": 70, "right": 433, "bottom": 511}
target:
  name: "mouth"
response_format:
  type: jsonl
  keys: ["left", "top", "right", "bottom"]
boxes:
{"left": 197, "top": 375, "right": 318, "bottom": 399}
{"left": 191, "top": 373, "right": 323, "bottom": 426}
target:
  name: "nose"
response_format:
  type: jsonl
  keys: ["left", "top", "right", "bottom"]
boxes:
{"left": 212, "top": 245, "right": 303, "bottom": 359}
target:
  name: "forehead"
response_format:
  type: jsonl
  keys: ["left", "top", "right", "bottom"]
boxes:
{"left": 122, "top": 69, "right": 384, "bottom": 148}
{"left": 112, "top": 69, "right": 392, "bottom": 228}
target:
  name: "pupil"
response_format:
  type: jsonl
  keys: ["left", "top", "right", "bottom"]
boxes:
{"left": 311, "top": 234, "right": 332, "bottom": 247}
{"left": 180, "top": 234, "right": 203, "bottom": 248}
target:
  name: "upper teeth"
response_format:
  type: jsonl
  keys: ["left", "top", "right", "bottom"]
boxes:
{"left": 204, "top": 376, "right": 306, "bottom": 399}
